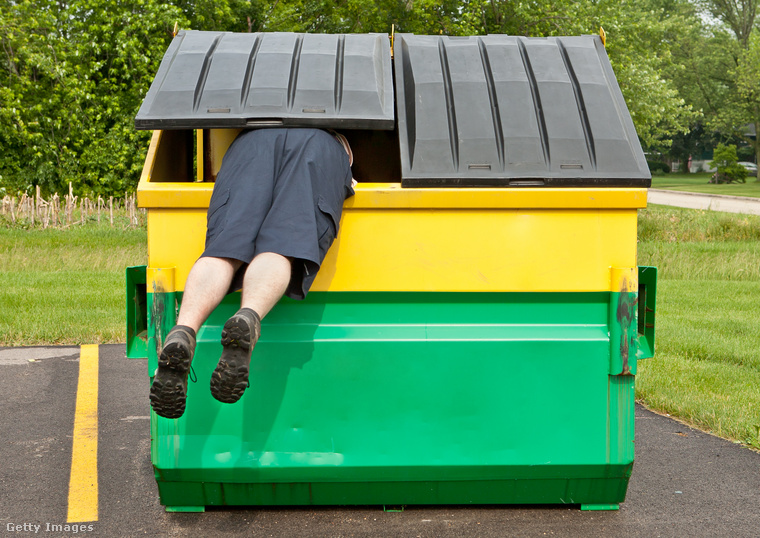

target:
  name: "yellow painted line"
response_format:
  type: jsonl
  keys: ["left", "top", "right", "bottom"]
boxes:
{"left": 67, "top": 344, "right": 99, "bottom": 523}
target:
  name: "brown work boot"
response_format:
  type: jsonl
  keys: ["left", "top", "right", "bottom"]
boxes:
{"left": 210, "top": 308, "right": 261, "bottom": 404}
{"left": 149, "top": 325, "right": 196, "bottom": 419}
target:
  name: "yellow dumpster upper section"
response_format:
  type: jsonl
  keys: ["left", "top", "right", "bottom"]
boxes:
{"left": 138, "top": 129, "right": 645, "bottom": 294}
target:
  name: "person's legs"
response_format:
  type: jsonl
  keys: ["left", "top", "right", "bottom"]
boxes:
{"left": 210, "top": 252, "right": 292, "bottom": 403}
{"left": 240, "top": 252, "right": 293, "bottom": 318}
{"left": 150, "top": 256, "right": 242, "bottom": 418}
{"left": 177, "top": 256, "right": 243, "bottom": 332}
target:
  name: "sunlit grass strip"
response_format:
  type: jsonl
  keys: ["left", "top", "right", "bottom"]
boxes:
{"left": 0, "top": 271, "right": 131, "bottom": 345}
{"left": 638, "top": 241, "right": 760, "bottom": 281}
{"left": 651, "top": 172, "right": 760, "bottom": 198}
{"left": 639, "top": 204, "right": 760, "bottom": 242}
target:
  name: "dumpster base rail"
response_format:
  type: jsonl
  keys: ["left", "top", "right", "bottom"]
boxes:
{"left": 155, "top": 469, "right": 631, "bottom": 512}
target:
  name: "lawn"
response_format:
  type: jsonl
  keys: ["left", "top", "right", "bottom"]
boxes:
{"left": 0, "top": 226, "right": 147, "bottom": 345}
{"left": 652, "top": 172, "right": 760, "bottom": 197}
{"left": 637, "top": 204, "right": 760, "bottom": 449}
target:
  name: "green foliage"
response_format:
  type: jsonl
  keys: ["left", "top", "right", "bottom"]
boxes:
{"left": 174, "top": 0, "right": 266, "bottom": 32}
{"left": 710, "top": 143, "right": 748, "bottom": 183}
{"left": 648, "top": 161, "right": 672, "bottom": 174}
{"left": 0, "top": 0, "right": 185, "bottom": 196}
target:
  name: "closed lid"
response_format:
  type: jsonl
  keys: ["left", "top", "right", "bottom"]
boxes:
{"left": 135, "top": 30, "right": 394, "bottom": 130}
{"left": 393, "top": 34, "right": 650, "bottom": 187}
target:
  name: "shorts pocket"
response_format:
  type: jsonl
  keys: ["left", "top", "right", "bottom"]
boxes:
{"left": 206, "top": 188, "right": 230, "bottom": 224}
{"left": 316, "top": 196, "right": 339, "bottom": 255}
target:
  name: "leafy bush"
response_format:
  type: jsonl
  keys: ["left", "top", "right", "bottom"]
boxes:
{"left": 709, "top": 143, "right": 747, "bottom": 184}
{"left": 647, "top": 161, "right": 672, "bottom": 174}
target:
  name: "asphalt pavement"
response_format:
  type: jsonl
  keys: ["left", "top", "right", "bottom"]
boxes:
{"left": 1, "top": 344, "right": 759, "bottom": 537}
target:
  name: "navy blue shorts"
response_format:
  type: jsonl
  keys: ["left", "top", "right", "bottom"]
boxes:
{"left": 201, "top": 128, "right": 354, "bottom": 299}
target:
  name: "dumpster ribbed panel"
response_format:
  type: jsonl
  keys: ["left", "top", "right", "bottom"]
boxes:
{"left": 515, "top": 38, "right": 550, "bottom": 169}
{"left": 556, "top": 39, "right": 596, "bottom": 170}
{"left": 286, "top": 34, "right": 303, "bottom": 112}
{"left": 394, "top": 34, "right": 650, "bottom": 187}
{"left": 334, "top": 35, "right": 345, "bottom": 113}
{"left": 438, "top": 39, "right": 459, "bottom": 171}
{"left": 239, "top": 34, "right": 262, "bottom": 108}
{"left": 192, "top": 34, "right": 222, "bottom": 113}
{"left": 477, "top": 38, "right": 505, "bottom": 171}
{"left": 136, "top": 31, "right": 394, "bottom": 130}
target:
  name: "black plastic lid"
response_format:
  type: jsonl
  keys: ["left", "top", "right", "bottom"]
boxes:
{"left": 135, "top": 31, "right": 394, "bottom": 130}
{"left": 393, "top": 34, "right": 651, "bottom": 187}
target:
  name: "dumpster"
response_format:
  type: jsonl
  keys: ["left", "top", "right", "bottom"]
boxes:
{"left": 128, "top": 30, "right": 657, "bottom": 512}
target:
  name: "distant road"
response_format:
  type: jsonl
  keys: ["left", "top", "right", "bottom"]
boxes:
{"left": 648, "top": 189, "right": 760, "bottom": 216}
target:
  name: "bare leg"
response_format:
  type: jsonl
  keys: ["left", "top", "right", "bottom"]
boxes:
{"left": 210, "top": 252, "right": 292, "bottom": 404}
{"left": 177, "top": 256, "right": 243, "bottom": 332}
{"left": 239, "top": 252, "right": 293, "bottom": 319}
{"left": 150, "top": 256, "right": 242, "bottom": 418}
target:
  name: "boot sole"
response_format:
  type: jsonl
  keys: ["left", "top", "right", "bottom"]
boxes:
{"left": 149, "top": 340, "right": 192, "bottom": 419}
{"left": 210, "top": 317, "right": 253, "bottom": 404}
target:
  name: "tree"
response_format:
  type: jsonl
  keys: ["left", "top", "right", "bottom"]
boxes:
{"left": 172, "top": 1, "right": 266, "bottom": 32}
{"left": 0, "top": 0, "right": 185, "bottom": 196}
{"left": 702, "top": 0, "right": 757, "bottom": 48}
{"left": 693, "top": 0, "right": 760, "bottom": 165}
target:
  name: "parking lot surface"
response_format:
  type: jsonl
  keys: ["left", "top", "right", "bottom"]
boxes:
{"left": 1, "top": 344, "right": 758, "bottom": 537}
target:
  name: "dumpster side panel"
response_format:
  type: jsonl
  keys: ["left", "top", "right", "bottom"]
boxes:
{"left": 150, "top": 291, "right": 634, "bottom": 507}
{"left": 143, "top": 205, "right": 640, "bottom": 294}
{"left": 142, "top": 184, "right": 644, "bottom": 508}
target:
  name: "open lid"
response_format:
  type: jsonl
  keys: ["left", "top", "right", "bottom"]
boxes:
{"left": 394, "top": 34, "right": 651, "bottom": 187}
{"left": 135, "top": 30, "right": 394, "bottom": 130}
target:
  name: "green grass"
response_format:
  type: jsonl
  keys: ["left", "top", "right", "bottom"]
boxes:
{"left": 637, "top": 205, "right": 760, "bottom": 449}
{"left": 652, "top": 172, "right": 760, "bottom": 197}
{"left": 635, "top": 280, "right": 760, "bottom": 448}
{"left": 0, "top": 226, "right": 147, "bottom": 345}
{"left": 639, "top": 204, "right": 760, "bottom": 242}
